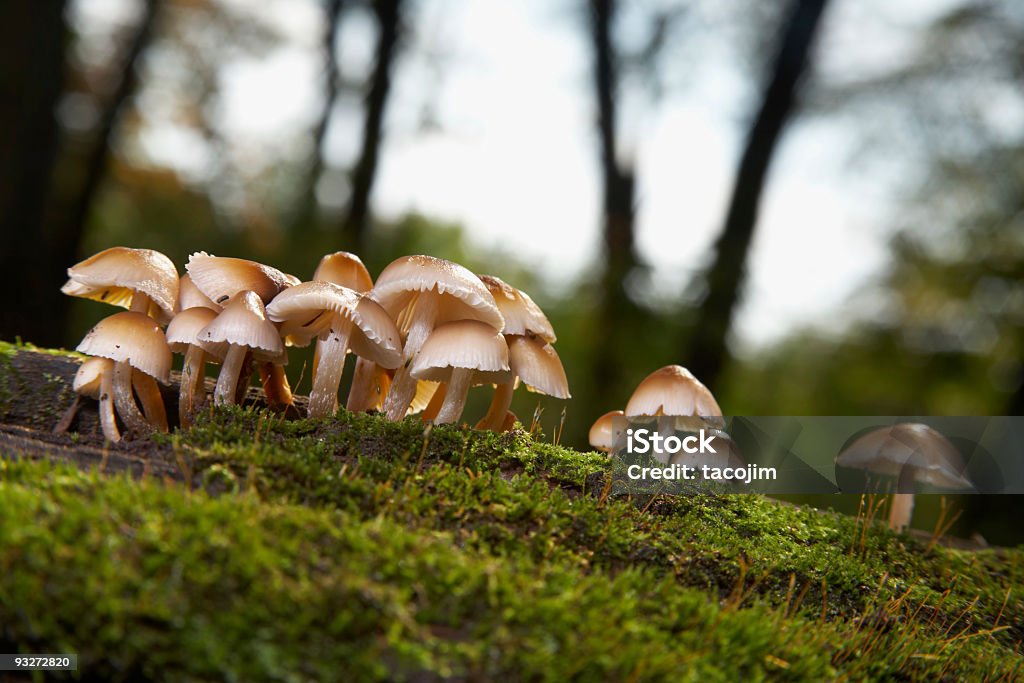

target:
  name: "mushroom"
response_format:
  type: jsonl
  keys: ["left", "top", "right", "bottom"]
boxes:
{"left": 62, "top": 246, "right": 179, "bottom": 324}
{"left": 186, "top": 252, "right": 297, "bottom": 408}
{"left": 589, "top": 410, "right": 626, "bottom": 453}
{"left": 477, "top": 335, "right": 569, "bottom": 431}
{"left": 835, "top": 423, "right": 973, "bottom": 531}
{"left": 177, "top": 274, "right": 219, "bottom": 312}
{"left": 166, "top": 306, "right": 223, "bottom": 427}
{"left": 55, "top": 357, "right": 116, "bottom": 438}
{"left": 369, "top": 255, "right": 503, "bottom": 421}
{"left": 266, "top": 281, "right": 402, "bottom": 419}
{"left": 409, "top": 320, "right": 512, "bottom": 425}
{"left": 196, "top": 291, "right": 285, "bottom": 406}
{"left": 475, "top": 275, "right": 567, "bottom": 431}
{"left": 310, "top": 251, "right": 389, "bottom": 413}
{"left": 625, "top": 364, "right": 724, "bottom": 434}
{"left": 76, "top": 311, "right": 172, "bottom": 438}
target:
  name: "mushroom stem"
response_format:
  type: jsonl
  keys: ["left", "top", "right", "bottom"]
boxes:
{"left": 422, "top": 382, "right": 447, "bottom": 422}
{"left": 215, "top": 345, "right": 247, "bottom": 406}
{"left": 433, "top": 368, "right": 473, "bottom": 425}
{"left": 307, "top": 320, "right": 352, "bottom": 419}
{"left": 98, "top": 368, "right": 121, "bottom": 443}
{"left": 133, "top": 370, "right": 168, "bottom": 432}
{"left": 112, "top": 361, "right": 150, "bottom": 435}
{"left": 346, "top": 357, "right": 379, "bottom": 412}
{"left": 54, "top": 397, "right": 82, "bottom": 434}
{"left": 479, "top": 381, "right": 514, "bottom": 431}
{"left": 180, "top": 345, "right": 207, "bottom": 428}
{"left": 889, "top": 465, "right": 918, "bottom": 531}
{"left": 259, "top": 362, "right": 293, "bottom": 409}
{"left": 655, "top": 416, "right": 675, "bottom": 464}
{"left": 129, "top": 292, "right": 153, "bottom": 315}
{"left": 383, "top": 364, "right": 419, "bottom": 421}
{"left": 234, "top": 350, "right": 254, "bottom": 404}
{"left": 402, "top": 293, "right": 437, "bottom": 360}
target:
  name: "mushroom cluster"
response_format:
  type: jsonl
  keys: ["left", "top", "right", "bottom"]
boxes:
{"left": 63, "top": 248, "right": 570, "bottom": 442}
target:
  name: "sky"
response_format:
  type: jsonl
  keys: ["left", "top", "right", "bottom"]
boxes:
{"left": 73, "top": 0, "right": 955, "bottom": 350}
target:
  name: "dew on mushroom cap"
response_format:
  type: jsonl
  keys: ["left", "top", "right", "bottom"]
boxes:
{"left": 62, "top": 247, "right": 179, "bottom": 324}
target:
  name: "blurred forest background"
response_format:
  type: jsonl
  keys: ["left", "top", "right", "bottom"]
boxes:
{"left": 1, "top": 0, "right": 1022, "bottom": 542}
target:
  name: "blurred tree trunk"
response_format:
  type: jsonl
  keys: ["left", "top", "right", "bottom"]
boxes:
{"left": 293, "top": 0, "right": 344, "bottom": 234}
{"left": 0, "top": 2, "right": 68, "bottom": 345}
{"left": 590, "top": 0, "right": 640, "bottom": 399}
{"left": 341, "top": 0, "right": 402, "bottom": 252}
{"left": 685, "top": 0, "right": 828, "bottom": 391}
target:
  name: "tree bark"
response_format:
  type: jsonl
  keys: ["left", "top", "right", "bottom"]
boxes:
{"left": 0, "top": 3, "right": 68, "bottom": 346}
{"left": 341, "top": 0, "right": 402, "bottom": 252}
{"left": 685, "top": 0, "right": 829, "bottom": 391}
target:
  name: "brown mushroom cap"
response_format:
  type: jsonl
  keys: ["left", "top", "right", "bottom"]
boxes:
{"left": 589, "top": 410, "right": 625, "bottom": 453}
{"left": 266, "top": 281, "right": 402, "bottom": 368}
{"left": 177, "top": 274, "right": 220, "bottom": 312}
{"left": 835, "top": 423, "right": 972, "bottom": 490}
{"left": 76, "top": 311, "right": 173, "bottom": 383}
{"left": 166, "top": 307, "right": 227, "bottom": 360}
{"left": 507, "top": 335, "right": 570, "bottom": 398}
{"left": 73, "top": 357, "right": 114, "bottom": 399}
{"left": 625, "top": 365, "right": 723, "bottom": 422}
{"left": 314, "top": 251, "right": 373, "bottom": 293}
{"left": 478, "top": 274, "right": 556, "bottom": 343}
{"left": 186, "top": 252, "right": 296, "bottom": 306}
{"left": 62, "top": 247, "right": 179, "bottom": 323}
{"left": 371, "top": 255, "right": 504, "bottom": 336}
{"left": 197, "top": 291, "right": 285, "bottom": 363}
{"left": 409, "top": 320, "right": 512, "bottom": 384}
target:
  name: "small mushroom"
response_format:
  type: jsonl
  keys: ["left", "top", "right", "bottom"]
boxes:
{"left": 166, "top": 307, "right": 224, "bottom": 427}
{"left": 76, "top": 311, "right": 172, "bottom": 438}
{"left": 625, "top": 365, "right": 724, "bottom": 436}
{"left": 55, "top": 357, "right": 116, "bottom": 438}
{"left": 314, "top": 251, "right": 374, "bottom": 292}
{"left": 836, "top": 423, "right": 972, "bottom": 531}
{"left": 409, "top": 320, "right": 512, "bottom": 425}
{"left": 370, "top": 255, "right": 503, "bottom": 420}
{"left": 589, "top": 409, "right": 626, "bottom": 453}
{"left": 266, "top": 281, "right": 402, "bottom": 419}
{"left": 62, "top": 246, "right": 179, "bottom": 324}
{"left": 197, "top": 291, "right": 285, "bottom": 406}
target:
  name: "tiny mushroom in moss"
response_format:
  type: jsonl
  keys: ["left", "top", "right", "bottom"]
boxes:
{"left": 588, "top": 410, "right": 625, "bottom": 454}
{"left": 197, "top": 291, "right": 285, "bottom": 407}
{"left": 266, "top": 281, "right": 402, "bottom": 419}
{"left": 62, "top": 246, "right": 179, "bottom": 324}
{"left": 76, "top": 311, "right": 172, "bottom": 438}
{"left": 370, "top": 255, "right": 503, "bottom": 421}
{"left": 836, "top": 423, "right": 972, "bottom": 531}
{"left": 55, "top": 357, "right": 116, "bottom": 438}
{"left": 409, "top": 320, "right": 512, "bottom": 425}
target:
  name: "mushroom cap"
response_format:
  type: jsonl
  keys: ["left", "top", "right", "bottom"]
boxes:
{"left": 371, "top": 255, "right": 504, "bottom": 336}
{"left": 589, "top": 410, "right": 625, "bottom": 453}
{"left": 266, "top": 281, "right": 403, "bottom": 369}
{"left": 478, "top": 274, "right": 556, "bottom": 342}
{"left": 314, "top": 251, "right": 373, "bottom": 293}
{"left": 835, "top": 423, "right": 972, "bottom": 490}
{"left": 73, "top": 357, "right": 114, "bottom": 399}
{"left": 185, "top": 252, "right": 296, "bottom": 306}
{"left": 177, "top": 274, "right": 220, "bottom": 312}
{"left": 166, "top": 307, "right": 227, "bottom": 359}
{"left": 76, "top": 311, "right": 173, "bottom": 382}
{"left": 197, "top": 291, "right": 286, "bottom": 363}
{"left": 507, "top": 334, "right": 570, "bottom": 399}
{"left": 669, "top": 428, "right": 746, "bottom": 473}
{"left": 625, "top": 365, "right": 723, "bottom": 423}
{"left": 409, "top": 320, "right": 512, "bottom": 384}
{"left": 62, "top": 247, "right": 179, "bottom": 324}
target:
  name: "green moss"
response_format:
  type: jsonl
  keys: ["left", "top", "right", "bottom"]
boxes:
{"left": 0, "top": 355, "right": 1021, "bottom": 680}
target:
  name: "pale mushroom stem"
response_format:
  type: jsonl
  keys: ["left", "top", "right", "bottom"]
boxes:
{"left": 346, "top": 357, "right": 379, "bottom": 412}
{"left": 889, "top": 465, "right": 919, "bottom": 531}
{"left": 180, "top": 345, "right": 207, "bottom": 427}
{"left": 234, "top": 350, "right": 255, "bottom": 404}
{"left": 98, "top": 368, "right": 121, "bottom": 443}
{"left": 129, "top": 292, "right": 153, "bottom": 315}
{"left": 422, "top": 382, "right": 447, "bottom": 422}
{"left": 383, "top": 365, "right": 418, "bottom": 421}
{"left": 133, "top": 371, "right": 168, "bottom": 432}
{"left": 112, "top": 361, "right": 151, "bottom": 435}
{"left": 215, "top": 345, "right": 248, "bottom": 406}
{"left": 479, "top": 381, "right": 514, "bottom": 431}
{"left": 655, "top": 416, "right": 674, "bottom": 464}
{"left": 54, "top": 397, "right": 82, "bottom": 434}
{"left": 433, "top": 368, "right": 473, "bottom": 425}
{"left": 382, "top": 295, "right": 439, "bottom": 421}
{"left": 308, "top": 320, "right": 352, "bottom": 419}
{"left": 259, "top": 362, "right": 294, "bottom": 409}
